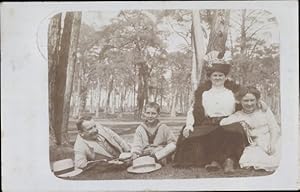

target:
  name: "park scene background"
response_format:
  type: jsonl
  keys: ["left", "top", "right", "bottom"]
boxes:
{"left": 48, "top": 9, "right": 280, "bottom": 179}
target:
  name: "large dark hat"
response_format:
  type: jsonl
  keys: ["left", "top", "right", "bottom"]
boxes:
{"left": 204, "top": 51, "right": 232, "bottom": 76}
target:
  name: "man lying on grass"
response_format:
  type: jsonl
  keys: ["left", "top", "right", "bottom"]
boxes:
{"left": 73, "top": 115, "right": 131, "bottom": 169}
{"left": 131, "top": 102, "right": 177, "bottom": 165}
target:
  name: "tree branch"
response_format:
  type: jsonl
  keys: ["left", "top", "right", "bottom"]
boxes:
{"left": 230, "top": 15, "right": 242, "bottom": 27}
{"left": 167, "top": 21, "right": 190, "bottom": 46}
{"left": 248, "top": 23, "right": 273, "bottom": 39}
{"left": 244, "top": 16, "right": 259, "bottom": 33}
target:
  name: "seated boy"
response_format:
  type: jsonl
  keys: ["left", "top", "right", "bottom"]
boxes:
{"left": 131, "top": 102, "right": 176, "bottom": 164}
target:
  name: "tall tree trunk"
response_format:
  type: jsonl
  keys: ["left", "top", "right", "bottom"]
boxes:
{"left": 89, "top": 87, "right": 94, "bottom": 113}
{"left": 48, "top": 12, "right": 74, "bottom": 145}
{"left": 61, "top": 12, "right": 82, "bottom": 145}
{"left": 96, "top": 79, "right": 102, "bottom": 118}
{"left": 154, "top": 85, "right": 158, "bottom": 103}
{"left": 239, "top": 9, "right": 248, "bottom": 82}
{"left": 229, "top": 28, "right": 235, "bottom": 58}
{"left": 191, "top": 10, "right": 206, "bottom": 89}
{"left": 143, "top": 64, "right": 149, "bottom": 105}
{"left": 55, "top": 12, "right": 74, "bottom": 145}
{"left": 160, "top": 78, "right": 163, "bottom": 108}
{"left": 131, "top": 87, "right": 135, "bottom": 112}
{"left": 79, "top": 85, "right": 87, "bottom": 114}
{"left": 206, "top": 10, "right": 231, "bottom": 54}
{"left": 191, "top": 37, "right": 198, "bottom": 93}
{"left": 240, "top": 9, "right": 247, "bottom": 55}
{"left": 136, "top": 61, "right": 147, "bottom": 119}
{"left": 120, "top": 86, "right": 126, "bottom": 112}
{"left": 187, "top": 85, "right": 192, "bottom": 107}
{"left": 78, "top": 49, "right": 90, "bottom": 116}
{"left": 111, "top": 89, "right": 116, "bottom": 114}
{"left": 170, "top": 88, "right": 178, "bottom": 117}
{"left": 184, "top": 87, "right": 190, "bottom": 113}
{"left": 71, "top": 59, "right": 81, "bottom": 118}
{"left": 105, "top": 74, "right": 114, "bottom": 114}
{"left": 200, "top": 9, "right": 231, "bottom": 83}
{"left": 133, "top": 63, "right": 136, "bottom": 112}
{"left": 179, "top": 92, "right": 183, "bottom": 113}
{"left": 48, "top": 13, "right": 62, "bottom": 147}
{"left": 133, "top": 86, "right": 136, "bottom": 112}
{"left": 101, "top": 89, "right": 106, "bottom": 110}
{"left": 74, "top": 74, "right": 81, "bottom": 117}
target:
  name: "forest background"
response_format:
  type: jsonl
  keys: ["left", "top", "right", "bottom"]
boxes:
{"left": 48, "top": 10, "right": 280, "bottom": 176}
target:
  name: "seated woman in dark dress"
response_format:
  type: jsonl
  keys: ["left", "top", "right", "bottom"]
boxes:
{"left": 173, "top": 51, "right": 254, "bottom": 173}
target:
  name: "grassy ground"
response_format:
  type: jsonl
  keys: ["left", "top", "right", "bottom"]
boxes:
{"left": 66, "top": 163, "right": 272, "bottom": 180}
{"left": 51, "top": 115, "right": 275, "bottom": 180}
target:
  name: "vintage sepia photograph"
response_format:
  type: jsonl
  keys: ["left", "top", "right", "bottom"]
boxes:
{"left": 49, "top": 9, "right": 281, "bottom": 180}
{"left": 2, "top": 1, "right": 299, "bottom": 191}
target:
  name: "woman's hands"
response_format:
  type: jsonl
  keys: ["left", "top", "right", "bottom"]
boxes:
{"left": 183, "top": 125, "right": 194, "bottom": 138}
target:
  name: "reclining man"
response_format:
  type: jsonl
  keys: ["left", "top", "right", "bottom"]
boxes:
{"left": 74, "top": 115, "right": 131, "bottom": 169}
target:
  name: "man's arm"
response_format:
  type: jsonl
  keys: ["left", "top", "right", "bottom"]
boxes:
{"left": 73, "top": 136, "right": 95, "bottom": 169}
{"left": 131, "top": 126, "right": 144, "bottom": 156}
{"left": 74, "top": 151, "right": 89, "bottom": 169}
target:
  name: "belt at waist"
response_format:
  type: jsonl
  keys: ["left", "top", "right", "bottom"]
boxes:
{"left": 203, "top": 116, "right": 228, "bottom": 125}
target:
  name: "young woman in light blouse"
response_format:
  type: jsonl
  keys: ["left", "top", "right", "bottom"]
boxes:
{"left": 220, "top": 86, "right": 281, "bottom": 172}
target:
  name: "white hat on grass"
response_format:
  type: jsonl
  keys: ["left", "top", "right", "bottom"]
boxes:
{"left": 52, "top": 159, "right": 83, "bottom": 178}
{"left": 127, "top": 156, "right": 161, "bottom": 174}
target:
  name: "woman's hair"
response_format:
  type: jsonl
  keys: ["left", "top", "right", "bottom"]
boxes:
{"left": 235, "top": 86, "right": 261, "bottom": 101}
{"left": 144, "top": 102, "right": 160, "bottom": 114}
{"left": 206, "top": 63, "right": 231, "bottom": 77}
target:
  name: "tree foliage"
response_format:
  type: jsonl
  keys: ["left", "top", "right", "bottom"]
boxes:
{"left": 68, "top": 9, "right": 280, "bottom": 118}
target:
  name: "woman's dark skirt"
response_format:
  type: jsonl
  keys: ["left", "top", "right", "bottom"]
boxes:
{"left": 173, "top": 119, "right": 248, "bottom": 167}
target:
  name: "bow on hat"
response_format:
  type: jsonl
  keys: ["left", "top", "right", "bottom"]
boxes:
{"left": 203, "top": 50, "right": 232, "bottom": 66}
{"left": 203, "top": 50, "right": 232, "bottom": 76}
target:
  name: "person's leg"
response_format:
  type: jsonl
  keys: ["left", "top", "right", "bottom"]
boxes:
{"left": 203, "top": 128, "right": 224, "bottom": 171}
{"left": 173, "top": 126, "right": 196, "bottom": 167}
{"left": 220, "top": 131, "right": 248, "bottom": 173}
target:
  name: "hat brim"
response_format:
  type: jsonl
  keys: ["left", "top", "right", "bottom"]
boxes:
{"left": 206, "top": 63, "right": 231, "bottom": 76}
{"left": 119, "top": 152, "right": 132, "bottom": 160}
{"left": 57, "top": 168, "right": 83, "bottom": 178}
{"left": 127, "top": 163, "right": 162, "bottom": 174}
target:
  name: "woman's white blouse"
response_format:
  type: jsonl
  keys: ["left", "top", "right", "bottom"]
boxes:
{"left": 186, "top": 87, "right": 236, "bottom": 127}
{"left": 202, "top": 87, "right": 236, "bottom": 117}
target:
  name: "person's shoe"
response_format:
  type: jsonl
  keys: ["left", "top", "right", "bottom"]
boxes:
{"left": 205, "top": 161, "right": 221, "bottom": 172}
{"left": 224, "top": 158, "right": 235, "bottom": 174}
